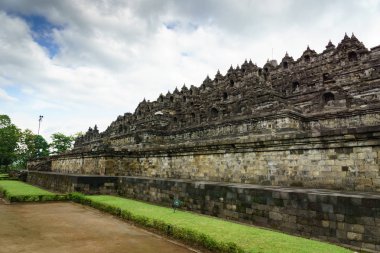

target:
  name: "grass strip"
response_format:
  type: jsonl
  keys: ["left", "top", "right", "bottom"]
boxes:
{"left": 70, "top": 193, "right": 352, "bottom": 253}
{"left": 0, "top": 180, "right": 66, "bottom": 202}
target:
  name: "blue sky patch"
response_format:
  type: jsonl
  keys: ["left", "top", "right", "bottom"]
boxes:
{"left": 164, "top": 21, "right": 198, "bottom": 32}
{"left": 164, "top": 21, "right": 179, "bottom": 30}
{"left": 4, "top": 85, "right": 21, "bottom": 98}
{"left": 19, "top": 14, "right": 62, "bottom": 58}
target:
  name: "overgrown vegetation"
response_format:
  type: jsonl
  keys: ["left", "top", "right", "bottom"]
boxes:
{"left": 0, "top": 180, "right": 66, "bottom": 202}
{"left": 70, "top": 194, "right": 352, "bottom": 253}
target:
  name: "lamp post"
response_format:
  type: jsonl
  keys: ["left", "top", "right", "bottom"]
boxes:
{"left": 38, "top": 115, "right": 43, "bottom": 135}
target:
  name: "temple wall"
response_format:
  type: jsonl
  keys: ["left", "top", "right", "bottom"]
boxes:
{"left": 50, "top": 129, "right": 380, "bottom": 192}
{"left": 52, "top": 157, "right": 108, "bottom": 175}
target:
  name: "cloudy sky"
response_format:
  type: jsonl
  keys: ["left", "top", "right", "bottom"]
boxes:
{"left": 1, "top": 0, "right": 380, "bottom": 139}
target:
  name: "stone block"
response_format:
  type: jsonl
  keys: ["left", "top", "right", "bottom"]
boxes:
{"left": 307, "top": 194, "right": 317, "bottom": 202}
{"left": 362, "top": 243, "right": 376, "bottom": 251}
{"left": 252, "top": 215, "right": 268, "bottom": 225}
{"left": 272, "top": 191, "right": 281, "bottom": 199}
{"left": 337, "top": 222, "right": 346, "bottom": 230}
{"left": 365, "top": 226, "right": 380, "bottom": 238}
{"left": 336, "top": 214, "right": 345, "bottom": 222}
{"left": 347, "top": 232, "right": 362, "bottom": 241}
{"left": 348, "top": 224, "right": 365, "bottom": 234}
{"left": 269, "top": 211, "right": 283, "bottom": 221}
{"left": 360, "top": 217, "right": 375, "bottom": 225}
{"left": 336, "top": 229, "right": 347, "bottom": 239}
{"left": 288, "top": 215, "right": 297, "bottom": 223}
{"left": 322, "top": 220, "right": 330, "bottom": 228}
{"left": 280, "top": 191, "right": 289, "bottom": 199}
{"left": 321, "top": 203, "right": 334, "bottom": 213}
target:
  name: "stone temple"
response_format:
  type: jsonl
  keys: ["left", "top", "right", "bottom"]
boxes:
{"left": 28, "top": 34, "right": 380, "bottom": 252}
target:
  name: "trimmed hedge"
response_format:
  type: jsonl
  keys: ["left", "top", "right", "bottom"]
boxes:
{"left": 0, "top": 174, "right": 9, "bottom": 180}
{"left": 0, "top": 180, "right": 67, "bottom": 202}
{"left": 69, "top": 192, "right": 243, "bottom": 253}
{"left": 4, "top": 194, "right": 68, "bottom": 202}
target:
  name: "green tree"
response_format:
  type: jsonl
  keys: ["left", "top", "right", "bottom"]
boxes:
{"left": 0, "top": 115, "right": 21, "bottom": 169}
{"left": 16, "top": 129, "right": 49, "bottom": 169}
{"left": 16, "top": 129, "right": 33, "bottom": 169}
{"left": 50, "top": 132, "right": 74, "bottom": 155}
{"left": 34, "top": 135, "right": 50, "bottom": 158}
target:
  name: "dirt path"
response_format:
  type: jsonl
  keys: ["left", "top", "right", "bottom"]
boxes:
{"left": 0, "top": 200, "right": 195, "bottom": 253}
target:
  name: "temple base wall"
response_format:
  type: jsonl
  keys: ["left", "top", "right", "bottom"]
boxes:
{"left": 49, "top": 130, "right": 380, "bottom": 192}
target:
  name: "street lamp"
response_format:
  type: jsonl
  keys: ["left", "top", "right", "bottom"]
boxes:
{"left": 38, "top": 115, "right": 43, "bottom": 135}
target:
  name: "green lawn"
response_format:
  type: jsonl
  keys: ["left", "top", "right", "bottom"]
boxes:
{"left": 80, "top": 195, "right": 352, "bottom": 253}
{"left": 0, "top": 180, "right": 65, "bottom": 202}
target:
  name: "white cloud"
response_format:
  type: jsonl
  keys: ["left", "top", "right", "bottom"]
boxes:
{"left": 0, "top": 0, "right": 379, "bottom": 140}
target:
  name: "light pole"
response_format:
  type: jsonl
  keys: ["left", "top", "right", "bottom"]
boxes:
{"left": 38, "top": 115, "right": 43, "bottom": 135}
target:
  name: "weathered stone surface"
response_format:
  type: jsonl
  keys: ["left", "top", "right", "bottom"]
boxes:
{"left": 347, "top": 232, "right": 362, "bottom": 241}
{"left": 27, "top": 171, "right": 118, "bottom": 194}
{"left": 36, "top": 138, "right": 380, "bottom": 191}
